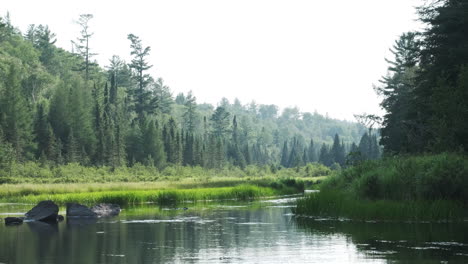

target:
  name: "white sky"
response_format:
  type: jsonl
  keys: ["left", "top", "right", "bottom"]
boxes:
{"left": 2, "top": 0, "right": 423, "bottom": 120}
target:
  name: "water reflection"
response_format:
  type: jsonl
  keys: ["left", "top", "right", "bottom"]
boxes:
{"left": 0, "top": 200, "right": 467, "bottom": 263}
{"left": 294, "top": 217, "right": 468, "bottom": 263}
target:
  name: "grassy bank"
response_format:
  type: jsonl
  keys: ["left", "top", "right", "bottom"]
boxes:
{"left": 0, "top": 163, "right": 328, "bottom": 205}
{"left": 2, "top": 185, "right": 291, "bottom": 206}
{"left": 0, "top": 177, "right": 311, "bottom": 205}
{"left": 295, "top": 153, "right": 468, "bottom": 221}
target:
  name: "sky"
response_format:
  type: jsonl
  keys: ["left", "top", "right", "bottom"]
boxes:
{"left": 2, "top": 0, "right": 424, "bottom": 120}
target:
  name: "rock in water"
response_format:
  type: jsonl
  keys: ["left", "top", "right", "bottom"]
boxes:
{"left": 66, "top": 203, "right": 97, "bottom": 217}
{"left": 57, "top": 215, "right": 65, "bottom": 221}
{"left": 91, "top": 203, "right": 121, "bottom": 217}
{"left": 5, "top": 217, "right": 24, "bottom": 225}
{"left": 25, "top": 200, "right": 59, "bottom": 222}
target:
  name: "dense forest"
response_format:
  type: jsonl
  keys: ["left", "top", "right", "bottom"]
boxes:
{"left": 377, "top": 0, "right": 468, "bottom": 155}
{"left": 0, "top": 13, "right": 379, "bottom": 173}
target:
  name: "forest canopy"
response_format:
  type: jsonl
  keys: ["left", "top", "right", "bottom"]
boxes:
{"left": 0, "top": 13, "right": 372, "bottom": 171}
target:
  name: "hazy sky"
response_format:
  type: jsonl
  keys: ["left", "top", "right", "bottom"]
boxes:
{"left": 2, "top": 0, "right": 423, "bottom": 120}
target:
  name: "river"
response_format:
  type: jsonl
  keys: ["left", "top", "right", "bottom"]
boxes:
{"left": 0, "top": 196, "right": 467, "bottom": 263}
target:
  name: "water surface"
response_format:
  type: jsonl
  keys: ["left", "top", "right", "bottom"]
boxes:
{"left": 0, "top": 198, "right": 467, "bottom": 263}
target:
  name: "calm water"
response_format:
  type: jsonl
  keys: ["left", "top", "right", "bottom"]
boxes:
{"left": 0, "top": 197, "right": 467, "bottom": 264}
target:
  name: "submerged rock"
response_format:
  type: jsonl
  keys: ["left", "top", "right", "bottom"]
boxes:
{"left": 91, "top": 203, "right": 121, "bottom": 217}
{"left": 5, "top": 217, "right": 24, "bottom": 225}
{"left": 66, "top": 203, "right": 97, "bottom": 217}
{"left": 25, "top": 200, "right": 59, "bottom": 222}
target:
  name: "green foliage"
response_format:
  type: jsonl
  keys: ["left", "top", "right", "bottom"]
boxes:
{"left": 1, "top": 185, "right": 282, "bottom": 206}
{"left": 0, "top": 61, "right": 34, "bottom": 160}
{"left": 295, "top": 153, "right": 468, "bottom": 221}
{"left": 324, "top": 153, "right": 468, "bottom": 201}
{"left": 379, "top": 1, "right": 468, "bottom": 154}
{"left": 295, "top": 190, "right": 465, "bottom": 221}
{"left": 0, "top": 13, "right": 366, "bottom": 171}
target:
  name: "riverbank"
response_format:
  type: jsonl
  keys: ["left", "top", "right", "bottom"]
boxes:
{"left": 295, "top": 153, "right": 468, "bottom": 221}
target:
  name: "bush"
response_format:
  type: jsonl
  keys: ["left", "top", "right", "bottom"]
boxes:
{"left": 321, "top": 153, "right": 468, "bottom": 202}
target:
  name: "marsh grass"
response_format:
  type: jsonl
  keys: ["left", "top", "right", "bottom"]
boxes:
{"left": 295, "top": 191, "right": 465, "bottom": 221}
{"left": 3, "top": 185, "right": 287, "bottom": 206}
{"left": 0, "top": 161, "right": 325, "bottom": 206}
{"left": 295, "top": 153, "right": 468, "bottom": 221}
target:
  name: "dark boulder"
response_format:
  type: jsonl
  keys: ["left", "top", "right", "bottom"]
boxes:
{"left": 91, "top": 203, "right": 121, "bottom": 217}
{"left": 57, "top": 215, "right": 65, "bottom": 221}
{"left": 5, "top": 217, "right": 24, "bottom": 225}
{"left": 25, "top": 200, "right": 59, "bottom": 222}
{"left": 66, "top": 203, "right": 97, "bottom": 217}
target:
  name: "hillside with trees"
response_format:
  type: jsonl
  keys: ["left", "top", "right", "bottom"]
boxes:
{"left": 0, "top": 13, "right": 377, "bottom": 175}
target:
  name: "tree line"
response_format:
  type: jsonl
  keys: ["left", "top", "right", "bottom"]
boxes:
{"left": 377, "top": 0, "right": 468, "bottom": 155}
{"left": 0, "top": 13, "right": 376, "bottom": 171}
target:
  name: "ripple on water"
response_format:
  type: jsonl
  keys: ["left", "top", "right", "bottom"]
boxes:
{"left": 122, "top": 217, "right": 215, "bottom": 224}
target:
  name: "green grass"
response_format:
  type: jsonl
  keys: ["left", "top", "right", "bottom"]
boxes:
{"left": 294, "top": 153, "right": 468, "bottom": 221}
{"left": 295, "top": 191, "right": 465, "bottom": 221}
{"left": 1, "top": 185, "right": 289, "bottom": 206}
{"left": 0, "top": 161, "right": 327, "bottom": 206}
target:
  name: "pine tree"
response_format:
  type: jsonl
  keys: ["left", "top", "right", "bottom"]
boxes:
{"left": 34, "top": 104, "right": 49, "bottom": 158}
{"left": 72, "top": 14, "right": 96, "bottom": 81}
{"left": 319, "top": 143, "right": 331, "bottom": 167}
{"left": 142, "top": 119, "right": 166, "bottom": 168}
{"left": 183, "top": 91, "right": 197, "bottom": 133}
{"left": 66, "top": 129, "right": 79, "bottom": 163}
{"left": 211, "top": 106, "right": 230, "bottom": 138}
{"left": 331, "top": 134, "right": 345, "bottom": 166}
{"left": 0, "top": 63, "right": 34, "bottom": 160}
{"left": 307, "top": 139, "right": 316, "bottom": 162}
{"left": 127, "top": 34, "right": 154, "bottom": 121}
{"left": 280, "top": 141, "right": 289, "bottom": 167}
{"left": 229, "top": 116, "right": 246, "bottom": 168}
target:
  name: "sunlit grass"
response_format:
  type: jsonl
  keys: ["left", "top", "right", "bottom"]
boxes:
{"left": 294, "top": 153, "right": 468, "bottom": 221}
{"left": 2, "top": 185, "right": 290, "bottom": 206}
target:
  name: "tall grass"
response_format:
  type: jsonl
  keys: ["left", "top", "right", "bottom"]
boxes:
{"left": 1, "top": 185, "right": 287, "bottom": 206}
{"left": 295, "top": 191, "right": 465, "bottom": 221}
{"left": 295, "top": 153, "right": 468, "bottom": 221}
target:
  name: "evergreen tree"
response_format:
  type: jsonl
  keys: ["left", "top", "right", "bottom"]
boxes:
{"left": 229, "top": 116, "right": 246, "bottom": 168}
{"left": 210, "top": 106, "right": 230, "bottom": 138}
{"left": 331, "top": 134, "right": 345, "bottom": 166}
{"left": 183, "top": 91, "right": 197, "bottom": 133}
{"left": 280, "top": 141, "right": 289, "bottom": 167}
{"left": 377, "top": 32, "right": 420, "bottom": 154}
{"left": 72, "top": 14, "right": 96, "bottom": 81}
{"left": 34, "top": 103, "right": 49, "bottom": 158}
{"left": 319, "top": 143, "right": 332, "bottom": 167}
{"left": 141, "top": 119, "right": 166, "bottom": 168}
{"left": 153, "top": 78, "right": 173, "bottom": 114}
{"left": 307, "top": 139, "right": 317, "bottom": 162}
{"left": 66, "top": 129, "right": 79, "bottom": 163}
{"left": 0, "top": 62, "right": 34, "bottom": 160}
{"left": 127, "top": 34, "right": 154, "bottom": 121}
